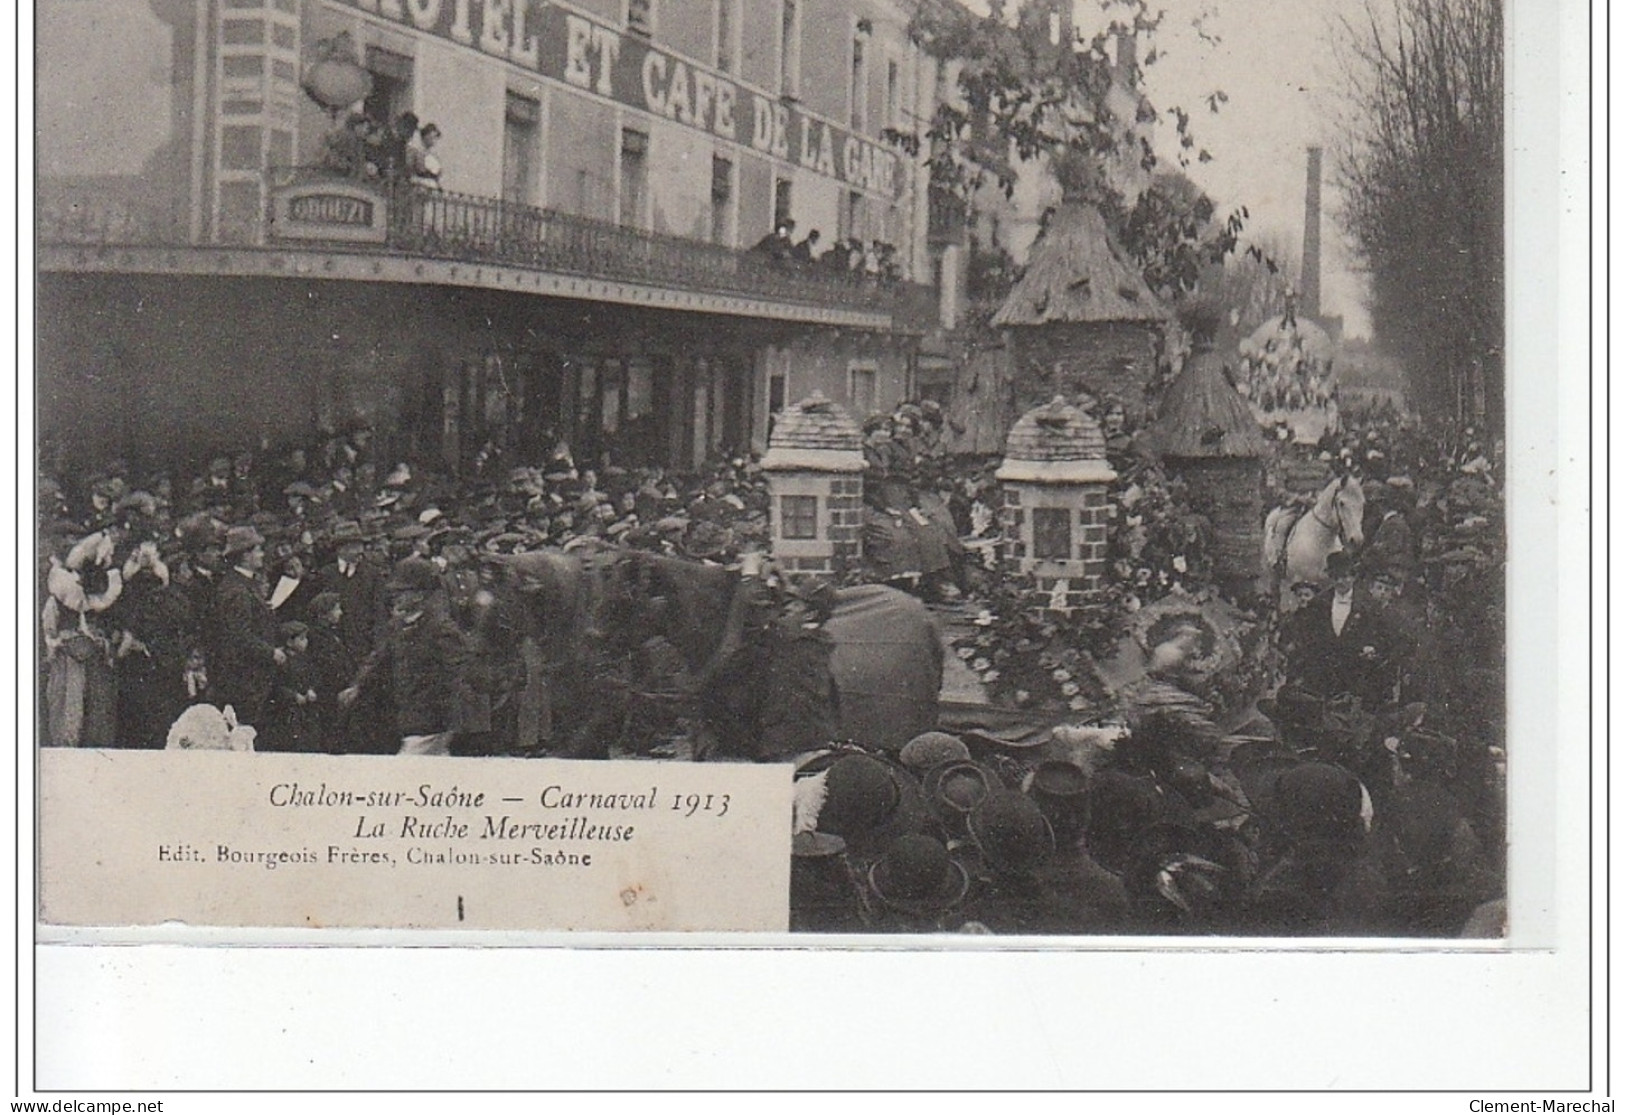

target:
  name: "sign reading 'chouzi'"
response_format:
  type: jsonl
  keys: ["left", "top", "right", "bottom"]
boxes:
{"left": 271, "top": 181, "right": 389, "bottom": 243}
{"left": 335, "top": 0, "right": 907, "bottom": 199}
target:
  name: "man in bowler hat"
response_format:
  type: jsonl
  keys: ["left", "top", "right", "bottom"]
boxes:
{"left": 1287, "top": 551, "right": 1398, "bottom": 706}
{"left": 208, "top": 525, "right": 284, "bottom": 728}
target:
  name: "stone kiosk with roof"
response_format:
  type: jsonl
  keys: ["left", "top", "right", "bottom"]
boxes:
{"left": 996, "top": 397, "right": 1117, "bottom": 611}
{"left": 760, "top": 392, "right": 865, "bottom": 579}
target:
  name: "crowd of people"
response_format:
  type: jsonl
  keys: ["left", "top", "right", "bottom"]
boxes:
{"left": 37, "top": 427, "right": 779, "bottom": 757}
{"left": 789, "top": 600, "right": 1501, "bottom": 936}
{"left": 36, "top": 388, "right": 1506, "bottom": 934}
{"left": 750, "top": 219, "right": 905, "bottom": 283}
{"left": 321, "top": 110, "right": 443, "bottom": 188}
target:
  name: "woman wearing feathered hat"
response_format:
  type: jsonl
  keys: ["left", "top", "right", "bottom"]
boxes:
{"left": 42, "top": 529, "right": 123, "bottom": 746}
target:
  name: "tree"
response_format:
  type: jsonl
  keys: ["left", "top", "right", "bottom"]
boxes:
{"left": 1335, "top": 0, "right": 1503, "bottom": 428}
{"left": 1201, "top": 231, "right": 1301, "bottom": 339}
{"left": 898, "top": 0, "right": 1244, "bottom": 302}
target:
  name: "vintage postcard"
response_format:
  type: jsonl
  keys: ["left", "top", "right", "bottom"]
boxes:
{"left": 34, "top": 0, "right": 1519, "bottom": 945}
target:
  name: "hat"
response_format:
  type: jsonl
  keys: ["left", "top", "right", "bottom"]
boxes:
{"left": 922, "top": 760, "right": 998, "bottom": 825}
{"left": 222, "top": 525, "right": 264, "bottom": 557}
{"left": 1025, "top": 759, "right": 1092, "bottom": 839}
{"left": 1324, "top": 551, "right": 1356, "bottom": 578}
{"left": 387, "top": 556, "right": 440, "bottom": 594}
{"left": 175, "top": 512, "right": 226, "bottom": 552}
{"left": 1430, "top": 546, "right": 1487, "bottom": 566}
{"left": 868, "top": 835, "right": 969, "bottom": 916}
{"left": 811, "top": 752, "right": 930, "bottom": 859}
{"left": 91, "top": 476, "right": 128, "bottom": 502}
{"left": 1085, "top": 770, "right": 1166, "bottom": 873}
{"left": 899, "top": 731, "right": 971, "bottom": 771}
{"left": 816, "top": 754, "right": 901, "bottom": 839}
{"left": 114, "top": 490, "right": 160, "bottom": 518}
{"left": 968, "top": 791, "right": 1055, "bottom": 877}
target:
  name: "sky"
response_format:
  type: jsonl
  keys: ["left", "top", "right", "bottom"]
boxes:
{"left": 956, "top": 0, "right": 1381, "bottom": 336}
{"left": 1103, "top": 0, "right": 1378, "bottom": 337}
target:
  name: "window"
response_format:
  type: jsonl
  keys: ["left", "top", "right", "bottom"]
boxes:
{"left": 362, "top": 46, "right": 412, "bottom": 127}
{"left": 619, "top": 127, "right": 649, "bottom": 229}
{"left": 886, "top": 59, "right": 901, "bottom": 129}
{"left": 626, "top": 0, "right": 653, "bottom": 38}
{"left": 916, "top": 358, "right": 954, "bottom": 407}
{"left": 626, "top": 357, "right": 653, "bottom": 423}
{"left": 715, "top": 0, "right": 734, "bottom": 73}
{"left": 711, "top": 155, "right": 734, "bottom": 245}
{"left": 847, "top": 362, "right": 878, "bottom": 417}
{"left": 773, "top": 178, "right": 793, "bottom": 231}
{"left": 849, "top": 32, "right": 867, "bottom": 131}
{"left": 841, "top": 189, "right": 863, "bottom": 242}
{"left": 599, "top": 359, "right": 623, "bottom": 434}
{"left": 220, "top": 126, "right": 262, "bottom": 171}
{"left": 781, "top": 495, "right": 818, "bottom": 540}
{"left": 779, "top": 0, "right": 800, "bottom": 98}
{"left": 1032, "top": 507, "right": 1073, "bottom": 561}
{"left": 267, "top": 128, "right": 292, "bottom": 170}
{"left": 503, "top": 92, "right": 540, "bottom": 205}
{"left": 768, "top": 369, "right": 787, "bottom": 415}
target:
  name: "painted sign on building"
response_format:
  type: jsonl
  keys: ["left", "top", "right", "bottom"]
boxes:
{"left": 332, "top": 0, "right": 906, "bottom": 199}
{"left": 269, "top": 180, "right": 389, "bottom": 242}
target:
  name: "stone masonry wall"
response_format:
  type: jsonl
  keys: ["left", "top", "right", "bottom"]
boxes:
{"left": 1001, "top": 482, "right": 1111, "bottom": 610}
{"left": 767, "top": 473, "right": 864, "bottom": 578}
{"left": 1009, "top": 323, "right": 1163, "bottom": 423}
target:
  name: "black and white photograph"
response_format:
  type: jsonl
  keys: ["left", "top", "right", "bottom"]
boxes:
{"left": 21, "top": 0, "right": 1597, "bottom": 1096}
{"left": 33, "top": 0, "right": 1515, "bottom": 939}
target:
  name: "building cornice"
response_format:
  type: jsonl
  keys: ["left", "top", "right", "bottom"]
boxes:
{"left": 37, "top": 243, "right": 896, "bottom": 330}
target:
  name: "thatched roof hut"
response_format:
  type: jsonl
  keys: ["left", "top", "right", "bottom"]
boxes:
{"left": 992, "top": 204, "right": 1168, "bottom": 328}
{"left": 989, "top": 203, "right": 1170, "bottom": 428}
{"left": 1142, "top": 347, "right": 1271, "bottom": 460}
{"left": 1143, "top": 346, "right": 1269, "bottom": 588}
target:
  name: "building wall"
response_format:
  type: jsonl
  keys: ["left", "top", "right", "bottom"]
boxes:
{"left": 37, "top": 272, "right": 774, "bottom": 475}
{"left": 37, "top": 0, "right": 203, "bottom": 242}
{"left": 39, "top": 0, "right": 928, "bottom": 278}
{"left": 753, "top": 332, "right": 912, "bottom": 451}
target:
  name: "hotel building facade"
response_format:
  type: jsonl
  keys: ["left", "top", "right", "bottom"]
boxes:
{"left": 38, "top": 0, "right": 943, "bottom": 473}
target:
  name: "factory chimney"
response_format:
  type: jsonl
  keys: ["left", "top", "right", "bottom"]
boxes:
{"left": 1115, "top": 31, "right": 1137, "bottom": 85}
{"left": 1301, "top": 146, "right": 1323, "bottom": 322}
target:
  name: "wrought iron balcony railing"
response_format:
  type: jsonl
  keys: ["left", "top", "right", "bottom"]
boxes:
{"left": 39, "top": 170, "right": 906, "bottom": 317}
{"left": 383, "top": 183, "right": 892, "bottom": 312}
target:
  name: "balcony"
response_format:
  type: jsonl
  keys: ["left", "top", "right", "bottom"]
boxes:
{"left": 37, "top": 172, "right": 905, "bottom": 328}
{"left": 376, "top": 183, "right": 891, "bottom": 315}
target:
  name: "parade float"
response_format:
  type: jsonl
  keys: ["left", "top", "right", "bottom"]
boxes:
{"left": 1236, "top": 302, "right": 1339, "bottom": 445}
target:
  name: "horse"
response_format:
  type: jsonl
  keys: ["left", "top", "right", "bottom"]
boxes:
{"left": 482, "top": 548, "right": 943, "bottom": 758}
{"left": 1261, "top": 473, "right": 1366, "bottom": 609}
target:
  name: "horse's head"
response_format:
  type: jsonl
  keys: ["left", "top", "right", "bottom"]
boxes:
{"left": 1318, "top": 474, "right": 1365, "bottom": 549}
